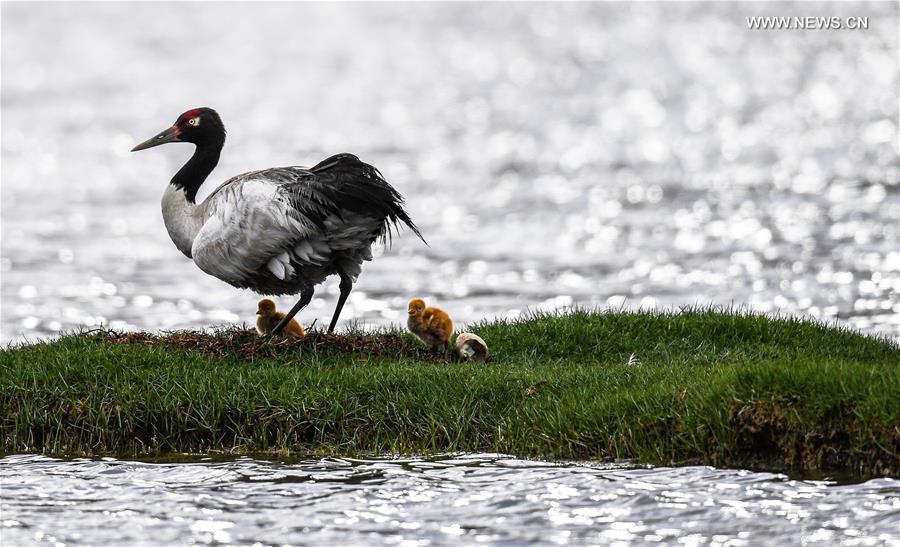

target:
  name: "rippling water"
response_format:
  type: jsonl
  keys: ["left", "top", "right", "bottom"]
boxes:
{"left": 2, "top": 454, "right": 898, "bottom": 546}
{"left": 2, "top": 2, "right": 898, "bottom": 345}
{"left": 3, "top": 7, "right": 898, "bottom": 543}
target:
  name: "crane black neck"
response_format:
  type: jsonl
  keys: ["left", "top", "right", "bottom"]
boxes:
{"left": 171, "top": 141, "right": 222, "bottom": 204}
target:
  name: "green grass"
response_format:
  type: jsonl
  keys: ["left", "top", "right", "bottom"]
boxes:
{"left": 1, "top": 308, "right": 898, "bottom": 476}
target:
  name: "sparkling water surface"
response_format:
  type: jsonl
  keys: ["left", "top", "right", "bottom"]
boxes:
{"left": 2, "top": 2, "right": 898, "bottom": 344}
{"left": 2, "top": 4, "right": 899, "bottom": 545}
{"left": 2, "top": 454, "right": 899, "bottom": 546}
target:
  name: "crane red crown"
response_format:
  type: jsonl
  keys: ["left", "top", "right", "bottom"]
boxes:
{"left": 177, "top": 108, "right": 203, "bottom": 123}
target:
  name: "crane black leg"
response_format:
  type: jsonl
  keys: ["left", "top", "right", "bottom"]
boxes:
{"left": 327, "top": 272, "right": 353, "bottom": 334}
{"left": 271, "top": 287, "right": 314, "bottom": 336}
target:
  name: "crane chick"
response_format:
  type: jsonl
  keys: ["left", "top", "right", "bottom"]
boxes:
{"left": 256, "top": 299, "right": 305, "bottom": 339}
{"left": 407, "top": 298, "right": 453, "bottom": 352}
{"left": 456, "top": 333, "right": 490, "bottom": 362}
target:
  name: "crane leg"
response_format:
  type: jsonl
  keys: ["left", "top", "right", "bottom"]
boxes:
{"left": 327, "top": 272, "right": 353, "bottom": 334}
{"left": 271, "top": 287, "right": 314, "bottom": 336}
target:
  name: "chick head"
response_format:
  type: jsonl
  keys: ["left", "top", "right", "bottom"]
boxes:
{"left": 257, "top": 298, "right": 277, "bottom": 316}
{"left": 408, "top": 298, "right": 426, "bottom": 316}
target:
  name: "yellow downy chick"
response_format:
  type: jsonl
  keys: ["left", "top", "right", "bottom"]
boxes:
{"left": 407, "top": 298, "right": 454, "bottom": 352}
{"left": 256, "top": 298, "right": 305, "bottom": 339}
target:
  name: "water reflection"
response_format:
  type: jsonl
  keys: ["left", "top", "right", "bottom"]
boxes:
{"left": 1, "top": 454, "right": 898, "bottom": 545}
{"left": 1, "top": 3, "right": 898, "bottom": 344}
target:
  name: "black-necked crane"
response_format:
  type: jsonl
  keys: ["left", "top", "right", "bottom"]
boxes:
{"left": 131, "top": 107, "right": 424, "bottom": 335}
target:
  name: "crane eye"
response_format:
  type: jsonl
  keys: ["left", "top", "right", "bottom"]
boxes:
{"left": 187, "top": 117, "right": 200, "bottom": 126}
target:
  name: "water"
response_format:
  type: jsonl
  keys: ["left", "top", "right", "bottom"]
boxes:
{"left": 1, "top": 454, "right": 898, "bottom": 546}
{"left": 2, "top": 3, "right": 898, "bottom": 345}
{"left": 2, "top": 4, "right": 898, "bottom": 544}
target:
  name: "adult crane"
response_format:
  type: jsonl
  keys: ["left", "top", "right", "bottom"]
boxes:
{"left": 132, "top": 107, "right": 424, "bottom": 335}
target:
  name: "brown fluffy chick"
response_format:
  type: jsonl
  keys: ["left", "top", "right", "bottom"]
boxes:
{"left": 407, "top": 298, "right": 454, "bottom": 352}
{"left": 256, "top": 298, "right": 305, "bottom": 339}
{"left": 456, "top": 332, "right": 490, "bottom": 362}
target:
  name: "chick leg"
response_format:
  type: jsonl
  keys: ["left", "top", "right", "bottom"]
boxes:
{"left": 327, "top": 271, "right": 353, "bottom": 334}
{"left": 271, "top": 288, "right": 314, "bottom": 336}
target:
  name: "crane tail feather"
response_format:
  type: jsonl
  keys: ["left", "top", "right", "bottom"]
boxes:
{"left": 308, "top": 153, "right": 427, "bottom": 247}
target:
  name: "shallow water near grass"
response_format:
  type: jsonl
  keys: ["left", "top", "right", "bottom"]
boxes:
{"left": 1, "top": 454, "right": 898, "bottom": 546}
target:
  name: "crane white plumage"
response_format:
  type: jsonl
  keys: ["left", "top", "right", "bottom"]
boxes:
{"left": 132, "top": 107, "right": 425, "bottom": 334}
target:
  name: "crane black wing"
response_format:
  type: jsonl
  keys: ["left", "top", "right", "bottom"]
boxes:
{"left": 288, "top": 153, "right": 425, "bottom": 245}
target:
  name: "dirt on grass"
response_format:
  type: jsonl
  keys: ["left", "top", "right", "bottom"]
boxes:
{"left": 92, "top": 327, "right": 447, "bottom": 362}
{"left": 727, "top": 399, "right": 900, "bottom": 477}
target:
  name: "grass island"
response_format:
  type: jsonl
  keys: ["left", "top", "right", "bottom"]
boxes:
{"left": 2, "top": 309, "right": 897, "bottom": 477}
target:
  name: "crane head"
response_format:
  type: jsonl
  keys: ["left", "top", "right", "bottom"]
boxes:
{"left": 132, "top": 107, "right": 225, "bottom": 152}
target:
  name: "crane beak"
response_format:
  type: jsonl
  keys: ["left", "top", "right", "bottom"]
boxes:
{"left": 131, "top": 126, "right": 181, "bottom": 152}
